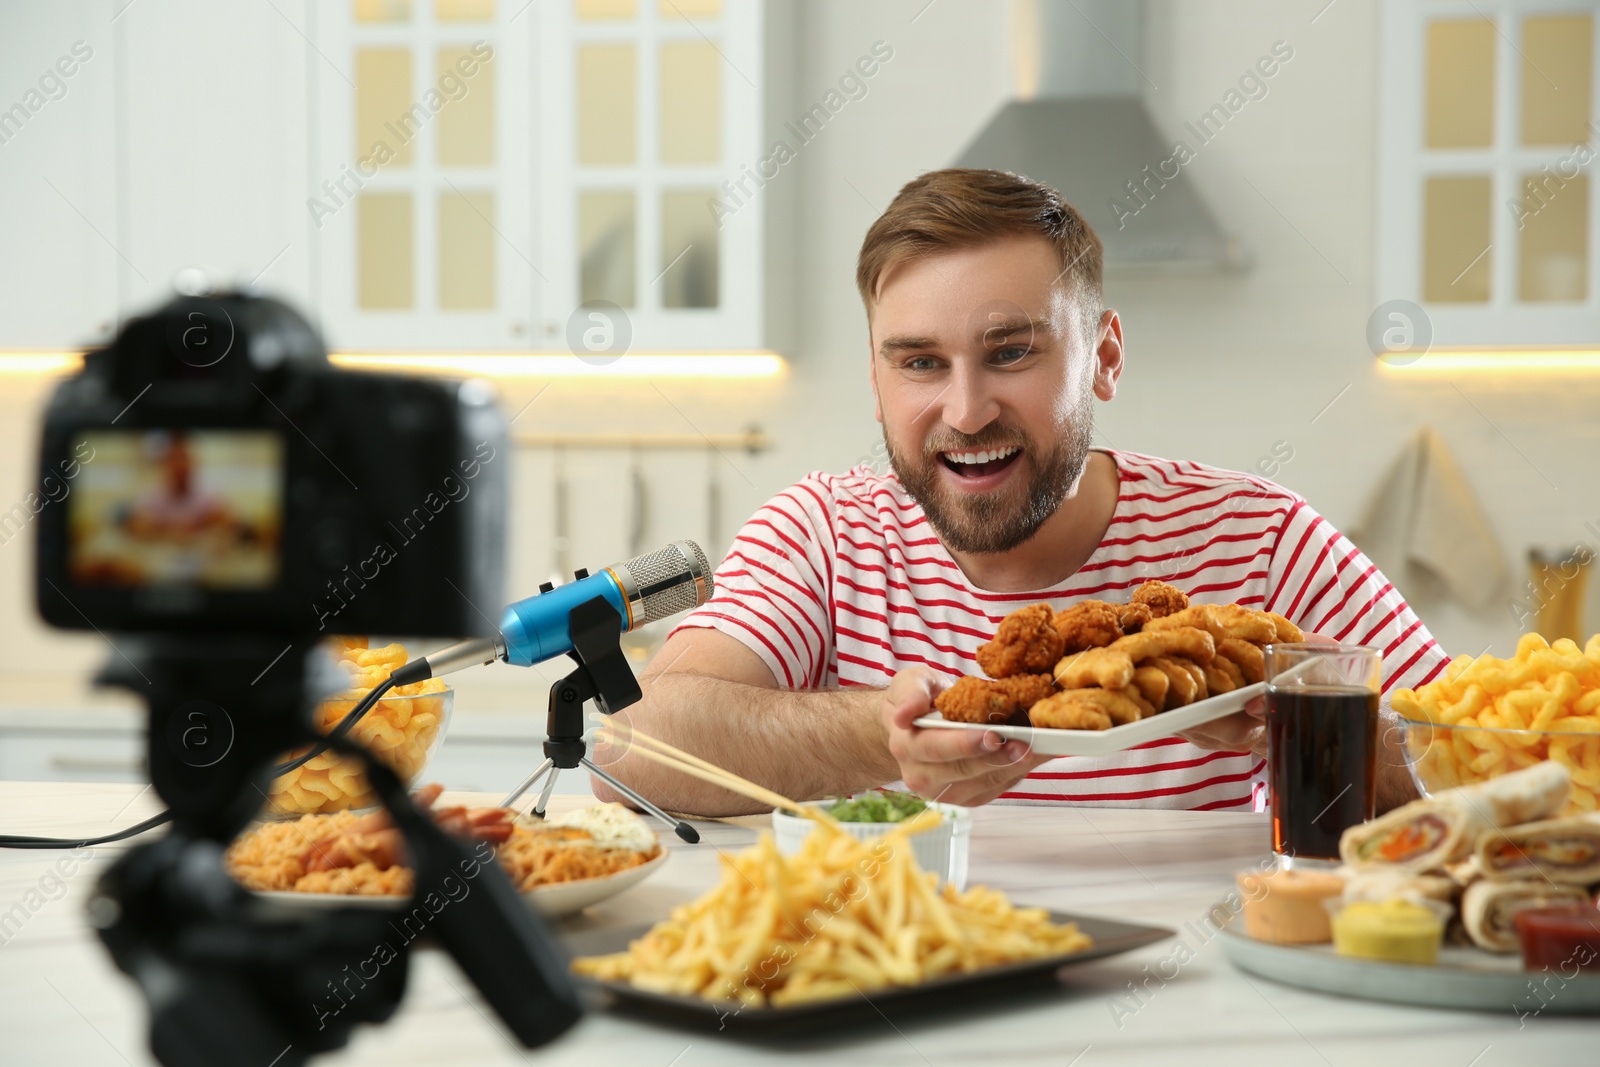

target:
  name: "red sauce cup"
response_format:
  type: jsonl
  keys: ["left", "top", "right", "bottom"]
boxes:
{"left": 1513, "top": 904, "right": 1600, "bottom": 973}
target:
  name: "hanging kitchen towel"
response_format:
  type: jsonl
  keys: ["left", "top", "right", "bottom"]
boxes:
{"left": 1348, "top": 427, "right": 1508, "bottom": 612}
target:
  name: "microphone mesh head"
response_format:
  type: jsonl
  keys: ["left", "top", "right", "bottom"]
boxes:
{"left": 624, "top": 540, "right": 715, "bottom": 625}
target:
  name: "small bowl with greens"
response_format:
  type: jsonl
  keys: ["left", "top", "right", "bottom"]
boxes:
{"left": 771, "top": 790, "right": 971, "bottom": 889}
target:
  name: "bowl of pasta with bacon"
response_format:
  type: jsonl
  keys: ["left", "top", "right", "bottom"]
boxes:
{"left": 226, "top": 786, "right": 668, "bottom": 918}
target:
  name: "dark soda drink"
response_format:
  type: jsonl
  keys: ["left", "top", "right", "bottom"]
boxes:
{"left": 1266, "top": 685, "right": 1379, "bottom": 861}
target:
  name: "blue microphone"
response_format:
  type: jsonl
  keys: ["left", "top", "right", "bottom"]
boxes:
{"left": 499, "top": 540, "right": 713, "bottom": 666}
{"left": 409, "top": 541, "right": 714, "bottom": 678}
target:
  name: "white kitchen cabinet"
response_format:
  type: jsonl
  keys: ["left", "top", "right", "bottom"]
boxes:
{"left": 309, "top": 0, "right": 776, "bottom": 353}
{"left": 1377, "top": 0, "right": 1600, "bottom": 349}
{"left": 0, "top": 0, "right": 315, "bottom": 349}
{"left": 0, "top": 0, "right": 790, "bottom": 356}
{"left": 0, "top": 2, "right": 120, "bottom": 349}
{"left": 308, "top": 0, "right": 539, "bottom": 349}
{"left": 116, "top": 0, "right": 316, "bottom": 319}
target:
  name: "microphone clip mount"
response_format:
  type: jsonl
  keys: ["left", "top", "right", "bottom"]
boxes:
{"left": 502, "top": 596, "right": 700, "bottom": 843}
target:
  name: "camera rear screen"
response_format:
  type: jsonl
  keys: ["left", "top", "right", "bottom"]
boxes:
{"left": 66, "top": 430, "right": 284, "bottom": 589}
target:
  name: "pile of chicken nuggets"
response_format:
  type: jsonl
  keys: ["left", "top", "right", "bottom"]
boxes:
{"left": 934, "top": 580, "right": 1305, "bottom": 731}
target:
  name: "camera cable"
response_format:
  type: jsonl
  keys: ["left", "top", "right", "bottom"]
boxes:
{"left": 0, "top": 673, "right": 406, "bottom": 850}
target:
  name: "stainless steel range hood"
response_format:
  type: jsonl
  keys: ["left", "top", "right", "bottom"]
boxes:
{"left": 954, "top": 0, "right": 1246, "bottom": 274}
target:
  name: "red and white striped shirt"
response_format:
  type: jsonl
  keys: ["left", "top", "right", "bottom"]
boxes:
{"left": 675, "top": 450, "right": 1449, "bottom": 810}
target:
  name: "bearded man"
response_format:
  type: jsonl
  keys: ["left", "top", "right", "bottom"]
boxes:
{"left": 591, "top": 169, "right": 1445, "bottom": 816}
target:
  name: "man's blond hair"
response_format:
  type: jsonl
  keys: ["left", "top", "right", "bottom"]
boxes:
{"left": 855, "top": 168, "right": 1104, "bottom": 337}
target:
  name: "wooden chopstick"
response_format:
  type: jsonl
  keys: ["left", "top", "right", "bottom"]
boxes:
{"left": 597, "top": 720, "right": 820, "bottom": 819}
{"left": 597, "top": 721, "right": 809, "bottom": 816}
{"left": 604, "top": 718, "right": 774, "bottom": 796}
{"left": 608, "top": 743, "right": 810, "bottom": 816}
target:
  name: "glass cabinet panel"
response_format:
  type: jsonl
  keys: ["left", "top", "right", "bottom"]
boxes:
{"left": 577, "top": 0, "right": 636, "bottom": 20}
{"left": 1422, "top": 175, "right": 1492, "bottom": 302}
{"left": 1427, "top": 20, "right": 1495, "bottom": 148}
{"left": 577, "top": 44, "right": 637, "bottom": 165}
{"left": 659, "top": 41, "right": 720, "bottom": 164}
{"left": 354, "top": 0, "right": 411, "bottom": 23}
{"left": 435, "top": 0, "right": 494, "bottom": 19}
{"left": 661, "top": 188, "right": 718, "bottom": 308}
{"left": 1519, "top": 174, "right": 1588, "bottom": 301}
{"left": 1521, "top": 15, "right": 1593, "bottom": 146}
{"left": 580, "top": 190, "right": 636, "bottom": 306}
{"left": 659, "top": 0, "right": 720, "bottom": 18}
{"left": 436, "top": 45, "right": 496, "bottom": 166}
{"left": 358, "top": 192, "right": 415, "bottom": 309}
{"left": 357, "top": 49, "right": 414, "bottom": 166}
{"left": 438, "top": 190, "right": 497, "bottom": 309}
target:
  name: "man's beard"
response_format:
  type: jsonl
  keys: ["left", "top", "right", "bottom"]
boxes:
{"left": 884, "top": 397, "right": 1095, "bottom": 556}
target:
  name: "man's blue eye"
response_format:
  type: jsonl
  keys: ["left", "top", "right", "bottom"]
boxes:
{"left": 906, "top": 357, "right": 938, "bottom": 371}
{"left": 994, "top": 346, "right": 1030, "bottom": 363}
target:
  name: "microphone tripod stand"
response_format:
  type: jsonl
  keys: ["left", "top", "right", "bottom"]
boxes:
{"left": 501, "top": 597, "right": 700, "bottom": 843}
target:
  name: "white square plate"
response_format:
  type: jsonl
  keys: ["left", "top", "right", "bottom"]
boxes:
{"left": 912, "top": 682, "right": 1266, "bottom": 757}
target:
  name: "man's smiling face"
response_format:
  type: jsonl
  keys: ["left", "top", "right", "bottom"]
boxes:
{"left": 869, "top": 234, "right": 1111, "bottom": 555}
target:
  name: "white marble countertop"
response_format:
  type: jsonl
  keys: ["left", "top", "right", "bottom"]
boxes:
{"left": 1, "top": 781, "right": 1591, "bottom": 1066}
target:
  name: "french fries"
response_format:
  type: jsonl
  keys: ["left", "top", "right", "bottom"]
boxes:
{"left": 1392, "top": 633, "right": 1600, "bottom": 815}
{"left": 267, "top": 638, "right": 450, "bottom": 814}
{"left": 572, "top": 810, "right": 1091, "bottom": 1006}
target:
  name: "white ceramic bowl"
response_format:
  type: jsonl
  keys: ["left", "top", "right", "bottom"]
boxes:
{"left": 771, "top": 799, "right": 972, "bottom": 890}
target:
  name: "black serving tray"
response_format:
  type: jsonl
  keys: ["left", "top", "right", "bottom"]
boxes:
{"left": 563, "top": 911, "right": 1173, "bottom": 1036}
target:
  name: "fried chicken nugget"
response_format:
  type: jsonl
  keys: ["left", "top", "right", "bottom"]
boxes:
{"left": 1052, "top": 647, "right": 1136, "bottom": 690}
{"left": 1119, "top": 685, "right": 1157, "bottom": 719}
{"left": 975, "top": 603, "right": 1065, "bottom": 678}
{"left": 1108, "top": 625, "right": 1216, "bottom": 666}
{"left": 1130, "top": 579, "right": 1190, "bottom": 619}
{"left": 1265, "top": 611, "right": 1304, "bottom": 643}
{"left": 934, "top": 674, "right": 1056, "bottom": 725}
{"left": 1145, "top": 604, "right": 1278, "bottom": 645}
{"left": 1202, "top": 655, "right": 1245, "bottom": 694}
{"left": 1051, "top": 600, "right": 1127, "bottom": 654}
{"left": 1029, "top": 687, "right": 1149, "bottom": 730}
{"left": 1215, "top": 637, "right": 1267, "bottom": 685}
{"left": 1028, "top": 693, "right": 1112, "bottom": 731}
{"left": 1115, "top": 601, "right": 1154, "bottom": 634}
{"left": 1148, "top": 656, "right": 1206, "bottom": 707}
{"left": 1175, "top": 657, "right": 1209, "bottom": 697}
{"left": 1130, "top": 664, "right": 1170, "bottom": 712}
{"left": 998, "top": 673, "right": 1057, "bottom": 710}
{"left": 935, "top": 678, "right": 1013, "bottom": 725}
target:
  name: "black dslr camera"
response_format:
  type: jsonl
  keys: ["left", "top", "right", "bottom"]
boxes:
{"left": 35, "top": 292, "right": 505, "bottom": 637}
{"left": 33, "top": 293, "right": 581, "bottom": 1066}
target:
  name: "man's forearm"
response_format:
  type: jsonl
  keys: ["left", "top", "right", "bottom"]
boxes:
{"left": 590, "top": 672, "right": 898, "bottom": 816}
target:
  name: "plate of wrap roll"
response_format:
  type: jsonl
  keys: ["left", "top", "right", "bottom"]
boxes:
{"left": 1220, "top": 762, "right": 1600, "bottom": 1013}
